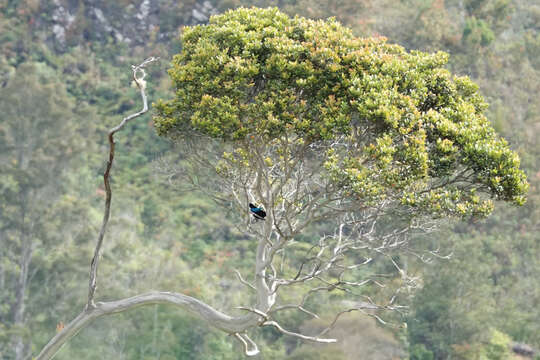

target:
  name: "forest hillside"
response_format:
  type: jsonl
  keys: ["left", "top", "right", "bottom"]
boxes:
{"left": 0, "top": 0, "right": 538, "bottom": 359}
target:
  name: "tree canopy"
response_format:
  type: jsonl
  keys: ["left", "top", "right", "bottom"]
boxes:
{"left": 155, "top": 7, "right": 528, "bottom": 219}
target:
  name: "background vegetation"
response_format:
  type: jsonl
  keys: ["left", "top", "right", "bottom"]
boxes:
{"left": 0, "top": 0, "right": 538, "bottom": 359}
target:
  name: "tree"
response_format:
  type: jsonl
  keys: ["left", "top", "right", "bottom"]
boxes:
{"left": 37, "top": 7, "right": 527, "bottom": 359}
{"left": 0, "top": 62, "right": 94, "bottom": 360}
{"left": 407, "top": 207, "right": 540, "bottom": 358}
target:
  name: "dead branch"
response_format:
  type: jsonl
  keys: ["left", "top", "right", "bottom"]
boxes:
{"left": 87, "top": 57, "right": 159, "bottom": 309}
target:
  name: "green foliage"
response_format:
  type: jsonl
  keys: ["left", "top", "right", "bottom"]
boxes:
{"left": 463, "top": 17, "right": 495, "bottom": 48}
{"left": 484, "top": 329, "right": 512, "bottom": 360}
{"left": 410, "top": 344, "right": 434, "bottom": 360}
{"left": 155, "top": 7, "right": 527, "bottom": 220}
{"left": 407, "top": 271, "right": 461, "bottom": 359}
{"left": 451, "top": 329, "right": 512, "bottom": 360}
{"left": 407, "top": 216, "right": 540, "bottom": 358}
{"left": 0, "top": 61, "right": 97, "bottom": 359}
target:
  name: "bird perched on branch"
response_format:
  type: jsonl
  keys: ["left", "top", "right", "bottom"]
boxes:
{"left": 249, "top": 203, "right": 266, "bottom": 220}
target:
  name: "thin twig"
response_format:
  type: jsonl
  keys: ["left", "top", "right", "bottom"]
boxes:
{"left": 234, "top": 269, "right": 256, "bottom": 291}
{"left": 262, "top": 320, "right": 337, "bottom": 343}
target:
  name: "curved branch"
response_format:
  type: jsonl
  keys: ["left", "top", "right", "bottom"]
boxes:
{"left": 37, "top": 291, "right": 259, "bottom": 360}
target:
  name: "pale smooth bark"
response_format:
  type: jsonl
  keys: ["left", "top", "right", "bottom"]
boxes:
{"left": 37, "top": 291, "right": 261, "bottom": 360}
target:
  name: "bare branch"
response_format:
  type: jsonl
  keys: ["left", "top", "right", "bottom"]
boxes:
{"left": 87, "top": 57, "right": 158, "bottom": 309}
{"left": 316, "top": 308, "right": 359, "bottom": 338}
{"left": 234, "top": 269, "right": 256, "bottom": 291}
{"left": 270, "top": 304, "right": 320, "bottom": 319}
{"left": 234, "top": 333, "right": 260, "bottom": 357}
{"left": 261, "top": 320, "right": 337, "bottom": 343}
{"left": 235, "top": 306, "right": 269, "bottom": 323}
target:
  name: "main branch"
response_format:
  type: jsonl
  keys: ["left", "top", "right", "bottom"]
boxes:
{"left": 36, "top": 291, "right": 257, "bottom": 360}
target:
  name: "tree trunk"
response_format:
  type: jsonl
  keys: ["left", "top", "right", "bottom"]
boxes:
{"left": 12, "top": 205, "right": 32, "bottom": 360}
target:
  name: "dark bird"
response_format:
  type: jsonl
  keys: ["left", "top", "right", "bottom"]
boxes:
{"left": 249, "top": 203, "right": 266, "bottom": 220}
